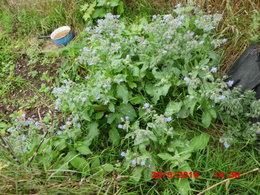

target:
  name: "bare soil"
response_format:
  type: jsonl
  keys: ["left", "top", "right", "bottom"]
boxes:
{"left": 0, "top": 54, "right": 61, "bottom": 121}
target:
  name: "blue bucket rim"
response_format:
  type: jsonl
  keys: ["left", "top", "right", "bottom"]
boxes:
{"left": 50, "top": 26, "right": 71, "bottom": 40}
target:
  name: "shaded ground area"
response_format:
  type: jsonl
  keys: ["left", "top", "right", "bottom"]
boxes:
{"left": 0, "top": 52, "right": 60, "bottom": 121}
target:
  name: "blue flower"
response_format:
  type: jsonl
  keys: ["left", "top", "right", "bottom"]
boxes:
{"left": 184, "top": 77, "right": 190, "bottom": 84}
{"left": 22, "top": 135, "right": 26, "bottom": 141}
{"left": 35, "top": 122, "right": 41, "bottom": 127}
{"left": 177, "top": 21, "right": 182, "bottom": 27}
{"left": 96, "top": 94, "right": 101, "bottom": 100}
{"left": 222, "top": 38, "right": 228, "bottom": 43}
{"left": 131, "top": 159, "right": 137, "bottom": 165}
{"left": 195, "top": 19, "right": 199, "bottom": 23}
{"left": 143, "top": 26, "right": 148, "bottom": 31}
{"left": 118, "top": 124, "right": 123, "bottom": 129}
{"left": 175, "top": 3, "right": 181, "bottom": 8}
{"left": 89, "top": 62, "right": 95, "bottom": 66}
{"left": 57, "top": 131, "right": 63, "bottom": 135}
{"left": 82, "top": 97, "right": 87, "bottom": 102}
{"left": 85, "top": 27, "right": 91, "bottom": 31}
{"left": 77, "top": 124, "right": 81, "bottom": 129}
{"left": 140, "top": 160, "right": 146, "bottom": 166}
{"left": 173, "top": 9, "right": 180, "bottom": 14}
{"left": 66, "top": 121, "right": 72, "bottom": 126}
{"left": 179, "top": 15, "right": 185, "bottom": 19}
{"left": 63, "top": 79, "right": 68, "bottom": 83}
{"left": 82, "top": 47, "right": 90, "bottom": 52}
{"left": 60, "top": 125, "right": 66, "bottom": 130}
{"left": 152, "top": 15, "right": 158, "bottom": 20}
{"left": 21, "top": 113, "right": 26, "bottom": 118}
{"left": 199, "top": 41, "right": 204, "bottom": 45}
{"left": 227, "top": 80, "right": 234, "bottom": 87}
{"left": 166, "top": 116, "right": 172, "bottom": 122}
{"left": 125, "top": 116, "right": 130, "bottom": 120}
{"left": 7, "top": 127, "right": 14, "bottom": 133}
{"left": 210, "top": 67, "right": 217, "bottom": 73}
{"left": 143, "top": 103, "right": 150, "bottom": 109}
{"left": 24, "top": 120, "right": 31, "bottom": 126}
{"left": 224, "top": 142, "right": 230, "bottom": 148}
{"left": 188, "top": 31, "right": 195, "bottom": 36}
{"left": 69, "top": 98, "right": 72, "bottom": 102}
{"left": 23, "top": 147, "right": 27, "bottom": 153}
{"left": 120, "top": 151, "right": 126, "bottom": 157}
{"left": 163, "top": 14, "right": 171, "bottom": 21}
{"left": 218, "top": 95, "right": 226, "bottom": 100}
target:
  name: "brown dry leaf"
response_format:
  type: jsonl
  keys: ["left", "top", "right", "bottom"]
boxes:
{"left": 225, "top": 179, "right": 230, "bottom": 192}
{"left": 0, "top": 161, "right": 9, "bottom": 171}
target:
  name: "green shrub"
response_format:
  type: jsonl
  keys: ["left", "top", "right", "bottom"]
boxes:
{"left": 51, "top": 3, "right": 253, "bottom": 193}
{"left": 2, "top": 2, "right": 259, "bottom": 194}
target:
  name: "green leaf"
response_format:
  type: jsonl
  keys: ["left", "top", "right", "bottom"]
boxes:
{"left": 153, "top": 84, "right": 171, "bottom": 103}
{"left": 117, "top": 1, "right": 124, "bottom": 14}
{"left": 108, "top": 103, "right": 115, "bottom": 112}
{"left": 109, "top": 128, "right": 120, "bottom": 146}
{"left": 70, "top": 156, "right": 89, "bottom": 172}
{"left": 118, "top": 104, "right": 137, "bottom": 120}
{"left": 92, "top": 8, "right": 106, "bottom": 18}
{"left": 117, "top": 84, "right": 128, "bottom": 103}
{"left": 187, "top": 98, "right": 197, "bottom": 116}
{"left": 165, "top": 101, "right": 182, "bottom": 116}
{"left": 178, "top": 162, "right": 195, "bottom": 182}
{"left": 208, "top": 109, "right": 217, "bottom": 119}
{"left": 158, "top": 153, "right": 173, "bottom": 161}
{"left": 175, "top": 179, "right": 190, "bottom": 195}
{"left": 77, "top": 144, "right": 92, "bottom": 155}
{"left": 95, "top": 112, "right": 104, "bottom": 119}
{"left": 91, "top": 158, "right": 100, "bottom": 171}
{"left": 102, "top": 164, "right": 114, "bottom": 172}
{"left": 130, "top": 95, "right": 145, "bottom": 105}
{"left": 176, "top": 107, "right": 190, "bottom": 119}
{"left": 81, "top": 3, "right": 89, "bottom": 11}
{"left": 143, "top": 168, "right": 152, "bottom": 182}
{"left": 82, "top": 1, "right": 96, "bottom": 21}
{"left": 146, "top": 131, "right": 157, "bottom": 142}
{"left": 109, "top": 0, "right": 120, "bottom": 7}
{"left": 189, "top": 133, "right": 210, "bottom": 151}
{"left": 85, "top": 122, "right": 99, "bottom": 146}
{"left": 132, "top": 166, "right": 144, "bottom": 182}
{"left": 107, "top": 113, "right": 117, "bottom": 124}
{"left": 202, "top": 111, "right": 212, "bottom": 128}
{"left": 171, "top": 67, "right": 181, "bottom": 77}
{"left": 81, "top": 110, "right": 91, "bottom": 121}
{"left": 97, "top": 0, "right": 106, "bottom": 6}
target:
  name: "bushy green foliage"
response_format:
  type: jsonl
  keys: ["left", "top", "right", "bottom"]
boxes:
{"left": 81, "top": 0, "right": 124, "bottom": 22}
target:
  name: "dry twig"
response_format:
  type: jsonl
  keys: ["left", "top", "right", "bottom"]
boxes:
{"left": 197, "top": 168, "right": 259, "bottom": 195}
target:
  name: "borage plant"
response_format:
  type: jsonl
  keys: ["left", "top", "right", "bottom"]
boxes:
{"left": 51, "top": 2, "right": 259, "bottom": 194}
